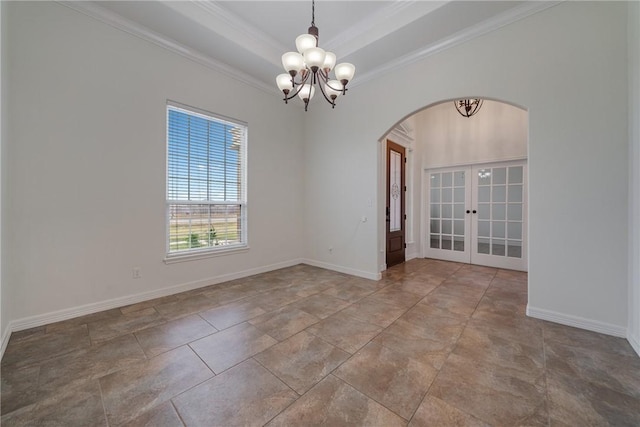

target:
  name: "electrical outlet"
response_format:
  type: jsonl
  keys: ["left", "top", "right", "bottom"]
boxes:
{"left": 132, "top": 267, "right": 141, "bottom": 279}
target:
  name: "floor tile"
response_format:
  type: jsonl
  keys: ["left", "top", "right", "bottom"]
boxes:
{"left": 334, "top": 342, "right": 438, "bottom": 420}
{"left": 135, "top": 314, "right": 217, "bottom": 357}
{"left": 199, "top": 299, "right": 267, "bottom": 330}
{"left": 495, "top": 269, "right": 528, "bottom": 282}
{"left": 249, "top": 305, "right": 320, "bottom": 341}
{"left": 409, "top": 396, "right": 490, "bottom": 427}
{"left": 154, "top": 293, "right": 218, "bottom": 320}
{"left": 173, "top": 359, "right": 297, "bottom": 426}
{"left": 306, "top": 311, "right": 383, "bottom": 354}
{"left": 383, "top": 275, "right": 441, "bottom": 296}
{"left": 547, "top": 371, "right": 640, "bottom": 427}
{"left": 120, "top": 401, "right": 184, "bottom": 427}
{"left": 1, "top": 380, "right": 106, "bottom": 427}
{"left": 266, "top": 375, "right": 406, "bottom": 427}
{"left": 1, "top": 324, "right": 90, "bottom": 369}
{"left": 543, "top": 322, "right": 637, "bottom": 358}
{"left": 5, "top": 326, "right": 45, "bottom": 344}
{"left": 254, "top": 331, "right": 350, "bottom": 394}
{"left": 452, "top": 322, "right": 544, "bottom": 384}
{"left": 0, "top": 365, "right": 40, "bottom": 415}
{"left": 189, "top": 322, "right": 277, "bottom": 373}
{"left": 289, "top": 293, "right": 351, "bottom": 319}
{"left": 416, "top": 290, "right": 479, "bottom": 319}
{"left": 247, "top": 288, "right": 307, "bottom": 311}
{"left": 100, "top": 346, "right": 213, "bottom": 426}
{"left": 429, "top": 353, "right": 548, "bottom": 426}
{"left": 373, "top": 325, "right": 453, "bottom": 370}
{"left": 367, "top": 287, "right": 423, "bottom": 308}
{"left": 340, "top": 297, "right": 408, "bottom": 328}
{"left": 38, "top": 333, "right": 147, "bottom": 399}
{"left": 119, "top": 294, "right": 181, "bottom": 315}
{"left": 322, "top": 282, "right": 377, "bottom": 303}
{"left": 201, "top": 283, "right": 265, "bottom": 305}
{"left": 45, "top": 308, "right": 123, "bottom": 333}
{"left": 545, "top": 340, "right": 640, "bottom": 399}
{"left": 435, "top": 280, "right": 487, "bottom": 300}
{"left": 88, "top": 307, "right": 164, "bottom": 344}
{"left": 473, "top": 292, "right": 526, "bottom": 319}
{"left": 396, "top": 306, "right": 468, "bottom": 344}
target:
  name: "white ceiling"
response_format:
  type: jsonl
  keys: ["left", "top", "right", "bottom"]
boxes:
{"left": 69, "top": 1, "right": 557, "bottom": 93}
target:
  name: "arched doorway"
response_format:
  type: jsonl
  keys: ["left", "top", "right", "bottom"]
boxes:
{"left": 379, "top": 98, "right": 529, "bottom": 272}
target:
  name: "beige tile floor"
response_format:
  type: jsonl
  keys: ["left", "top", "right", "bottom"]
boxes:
{"left": 2, "top": 259, "right": 639, "bottom": 426}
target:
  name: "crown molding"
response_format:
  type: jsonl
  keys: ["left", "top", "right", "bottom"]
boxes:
{"left": 166, "top": 1, "right": 285, "bottom": 69}
{"left": 57, "top": 1, "right": 277, "bottom": 95}
{"left": 57, "top": 0, "right": 562, "bottom": 99}
{"left": 324, "top": 1, "right": 447, "bottom": 59}
{"left": 352, "top": 1, "right": 563, "bottom": 88}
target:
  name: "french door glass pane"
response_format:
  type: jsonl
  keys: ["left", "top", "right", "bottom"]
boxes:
{"left": 508, "top": 240, "right": 522, "bottom": 258}
{"left": 429, "top": 170, "right": 465, "bottom": 252}
{"left": 478, "top": 237, "right": 490, "bottom": 254}
{"left": 477, "top": 165, "right": 524, "bottom": 259}
{"left": 454, "top": 236, "right": 464, "bottom": 251}
{"left": 508, "top": 166, "right": 523, "bottom": 184}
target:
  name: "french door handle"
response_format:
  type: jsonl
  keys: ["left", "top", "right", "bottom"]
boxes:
{"left": 466, "top": 209, "right": 478, "bottom": 214}
{"left": 466, "top": 210, "right": 471, "bottom": 214}
{"left": 472, "top": 210, "right": 477, "bottom": 214}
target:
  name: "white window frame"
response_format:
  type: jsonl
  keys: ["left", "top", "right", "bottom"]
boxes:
{"left": 164, "top": 101, "right": 248, "bottom": 263}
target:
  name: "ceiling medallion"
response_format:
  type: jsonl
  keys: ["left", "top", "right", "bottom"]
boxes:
{"left": 454, "top": 99, "right": 483, "bottom": 118}
{"left": 276, "top": 0, "right": 355, "bottom": 111}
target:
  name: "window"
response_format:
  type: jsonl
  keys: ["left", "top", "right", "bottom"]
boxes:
{"left": 166, "top": 102, "right": 247, "bottom": 258}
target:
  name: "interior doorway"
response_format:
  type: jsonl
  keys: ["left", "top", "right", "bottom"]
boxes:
{"left": 378, "top": 99, "right": 529, "bottom": 273}
{"left": 424, "top": 161, "right": 528, "bottom": 271}
{"left": 386, "top": 140, "right": 406, "bottom": 267}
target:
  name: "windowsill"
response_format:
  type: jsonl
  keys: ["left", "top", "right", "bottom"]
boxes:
{"left": 164, "top": 245, "right": 249, "bottom": 264}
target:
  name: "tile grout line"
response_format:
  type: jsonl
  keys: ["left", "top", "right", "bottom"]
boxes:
{"left": 328, "top": 372, "right": 412, "bottom": 424}
{"left": 170, "top": 399, "right": 188, "bottom": 427}
{"left": 97, "top": 376, "right": 111, "bottom": 427}
{"left": 406, "top": 265, "right": 499, "bottom": 425}
{"left": 403, "top": 263, "right": 469, "bottom": 425}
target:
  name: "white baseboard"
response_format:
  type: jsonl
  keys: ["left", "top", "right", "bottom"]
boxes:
{"left": 6, "top": 258, "right": 304, "bottom": 336}
{"left": 301, "top": 259, "right": 381, "bottom": 281}
{"left": 1, "top": 324, "right": 11, "bottom": 360}
{"left": 526, "top": 305, "right": 627, "bottom": 338}
{"left": 628, "top": 331, "right": 640, "bottom": 357}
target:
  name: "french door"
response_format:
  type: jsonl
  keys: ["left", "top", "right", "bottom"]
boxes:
{"left": 424, "top": 161, "right": 527, "bottom": 271}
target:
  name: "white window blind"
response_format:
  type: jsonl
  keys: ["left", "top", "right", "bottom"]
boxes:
{"left": 166, "top": 102, "right": 247, "bottom": 256}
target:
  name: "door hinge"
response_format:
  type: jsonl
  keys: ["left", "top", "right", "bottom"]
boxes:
{"left": 404, "top": 186, "right": 407, "bottom": 191}
{"left": 404, "top": 157, "right": 407, "bottom": 163}
{"left": 404, "top": 243, "right": 407, "bottom": 248}
{"left": 404, "top": 214, "right": 407, "bottom": 220}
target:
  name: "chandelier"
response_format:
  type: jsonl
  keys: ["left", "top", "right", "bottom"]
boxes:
{"left": 276, "top": 0, "right": 355, "bottom": 111}
{"left": 454, "top": 99, "right": 483, "bottom": 118}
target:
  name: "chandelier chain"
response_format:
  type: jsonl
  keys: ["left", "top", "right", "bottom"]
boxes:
{"left": 311, "top": 0, "right": 315, "bottom": 26}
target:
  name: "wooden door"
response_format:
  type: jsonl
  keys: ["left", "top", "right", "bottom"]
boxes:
{"left": 386, "top": 140, "right": 406, "bottom": 267}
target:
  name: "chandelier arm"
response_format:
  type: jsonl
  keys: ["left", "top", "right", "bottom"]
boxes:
{"left": 316, "top": 75, "right": 337, "bottom": 108}
{"left": 315, "top": 71, "right": 347, "bottom": 93}
{"left": 283, "top": 72, "right": 311, "bottom": 102}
